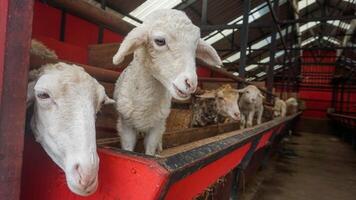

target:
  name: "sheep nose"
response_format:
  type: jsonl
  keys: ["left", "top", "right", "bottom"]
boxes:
{"left": 185, "top": 79, "right": 196, "bottom": 92}
{"left": 234, "top": 112, "right": 240, "bottom": 120}
{"left": 74, "top": 164, "right": 97, "bottom": 189}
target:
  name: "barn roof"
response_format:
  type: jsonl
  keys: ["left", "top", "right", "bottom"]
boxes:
{"left": 91, "top": 0, "right": 355, "bottom": 81}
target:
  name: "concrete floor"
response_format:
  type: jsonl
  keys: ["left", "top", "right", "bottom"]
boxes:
{"left": 240, "top": 131, "right": 356, "bottom": 200}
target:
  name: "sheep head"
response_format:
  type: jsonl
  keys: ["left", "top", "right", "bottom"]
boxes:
{"left": 112, "top": 9, "right": 222, "bottom": 100}
{"left": 238, "top": 85, "right": 265, "bottom": 104}
{"left": 196, "top": 84, "right": 241, "bottom": 121}
{"left": 27, "top": 62, "right": 114, "bottom": 196}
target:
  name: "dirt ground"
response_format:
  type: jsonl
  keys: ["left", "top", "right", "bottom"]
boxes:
{"left": 240, "top": 131, "right": 356, "bottom": 200}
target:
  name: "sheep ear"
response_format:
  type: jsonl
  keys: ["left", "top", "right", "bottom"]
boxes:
{"left": 196, "top": 39, "right": 222, "bottom": 67}
{"left": 196, "top": 91, "right": 216, "bottom": 99}
{"left": 27, "top": 81, "right": 36, "bottom": 108}
{"left": 113, "top": 26, "right": 147, "bottom": 65}
{"left": 232, "top": 89, "right": 239, "bottom": 94}
{"left": 259, "top": 93, "right": 265, "bottom": 99}
{"left": 237, "top": 88, "right": 247, "bottom": 93}
{"left": 104, "top": 95, "right": 115, "bottom": 105}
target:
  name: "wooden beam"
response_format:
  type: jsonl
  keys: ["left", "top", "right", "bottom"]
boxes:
{"left": 30, "top": 53, "right": 120, "bottom": 83}
{"left": 0, "top": 0, "right": 34, "bottom": 199}
{"left": 48, "top": 0, "right": 134, "bottom": 36}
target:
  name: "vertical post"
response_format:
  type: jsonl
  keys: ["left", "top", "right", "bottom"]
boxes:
{"left": 0, "top": 0, "right": 34, "bottom": 199}
{"left": 266, "top": 0, "right": 279, "bottom": 102}
{"left": 340, "top": 81, "right": 345, "bottom": 113}
{"left": 60, "top": 9, "right": 66, "bottom": 42}
{"left": 201, "top": 0, "right": 208, "bottom": 25}
{"left": 239, "top": 0, "right": 251, "bottom": 82}
{"left": 331, "top": 81, "right": 338, "bottom": 109}
{"left": 346, "top": 77, "right": 352, "bottom": 114}
{"left": 98, "top": 0, "right": 107, "bottom": 44}
{"left": 282, "top": 25, "right": 290, "bottom": 98}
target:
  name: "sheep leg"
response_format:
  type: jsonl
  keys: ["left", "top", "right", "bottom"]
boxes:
{"left": 157, "top": 138, "right": 163, "bottom": 153}
{"left": 118, "top": 120, "right": 137, "bottom": 151}
{"left": 145, "top": 124, "right": 165, "bottom": 155}
{"left": 257, "top": 106, "right": 264, "bottom": 125}
{"left": 240, "top": 114, "right": 246, "bottom": 129}
{"left": 247, "top": 111, "right": 255, "bottom": 128}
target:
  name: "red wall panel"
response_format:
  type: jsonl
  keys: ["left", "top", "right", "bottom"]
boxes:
{"left": 0, "top": 0, "right": 8, "bottom": 102}
{"left": 32, "top": 1, "right": 61, "bottom": 39}
{"left": 65, "top": 14, "right": 99, "bottom": 47}
{"left": 299, "top": 50, "right": 336, "bottom": 118}
{"left": 103, "top": 29, "right": 124, "bottom": 43}
{"left": 34, "top": 36, "right": 88, "bottom": 64}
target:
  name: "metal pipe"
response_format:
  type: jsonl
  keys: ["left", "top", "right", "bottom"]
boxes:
{"left": 238, "top": 0, "right": 251, "bottom": 80}
{"left": 201, "top": 0, "right": 208, "bottom": 25}
{"left": 281, "top": 15, "right": 356, "bottom": 24}
{"left": 265, "top": 0, "right": 288, "bottom": 52}
{"left": 266, "top": 0, "right": 279, "bottom": 102}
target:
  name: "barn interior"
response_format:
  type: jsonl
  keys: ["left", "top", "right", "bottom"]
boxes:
{"left": 0, "top": 0, "right": 355, "bottom": 200}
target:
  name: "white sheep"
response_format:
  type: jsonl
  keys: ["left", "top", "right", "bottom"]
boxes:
{"left": 112, "top": 9, "right": 222, "bottom": 155}
{"left": 191, "top": 84, "right": 241, "bottom": 127}
{"left": 30, "top": 39, "right": 58, "bottom": 59}
{"left": 27, "top": 62, "right": 114, "bottom": 196}
{"left": 273, "top": 97, "right": 287, "bottom": 118}
{"left": 285, "top": 97, "right": 299, "bottom": 115}
{"left": 238, "top": 85, "right": 265, "bottom": 129}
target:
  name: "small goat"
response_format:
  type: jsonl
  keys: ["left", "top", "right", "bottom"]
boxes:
{"left": 27, "top": 62, "right": 114, "bottom": 196}
{"left": 112, "top": 9, "right": 222, "bottom": 155}
{"left": 238, "top": 85, "right": 265, "bottom": 129}
{"left": 191, "top": 84, "right": 241, "bottom": 127}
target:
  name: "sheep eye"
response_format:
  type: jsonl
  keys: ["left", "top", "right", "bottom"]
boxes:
{"left": 37, "top": 92, "right": 50, "bottom": 100}
{"left": 154, "top": 38, "right": 166, "bottom": 46}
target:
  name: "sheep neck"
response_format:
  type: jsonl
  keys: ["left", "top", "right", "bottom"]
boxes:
{"left": 131, "top": 47, "right": 172, "bottom": 106}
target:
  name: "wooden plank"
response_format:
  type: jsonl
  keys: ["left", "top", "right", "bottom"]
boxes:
{"left": 30, "top": 53, "right": 120, "bottom": 83}
{"left": 88, "top": 43, "right": 132, "bottom": 69}
{"left": 0, "top": 0, "right": 34, "bottom": 199}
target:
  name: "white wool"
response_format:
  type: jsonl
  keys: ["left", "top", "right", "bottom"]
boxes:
{"left": 112, "top": 9, "right": 222, "bottom": 155}
{"left": 273, "top": 97, "right": 287, "bottom": 118}
{"left": 285, "top": 97, "right": 299, "bottom": 115}
{"left": 238, "top": 85, "right": 265, "bottom": 129}
{"left": 30, "top": 39, "right": 58, "bottom": 59}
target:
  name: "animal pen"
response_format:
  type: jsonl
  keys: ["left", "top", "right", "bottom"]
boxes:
{"left": 0, "top": 0, "right": 355, "bottom": 200}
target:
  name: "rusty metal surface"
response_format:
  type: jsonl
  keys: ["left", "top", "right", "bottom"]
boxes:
{"left": 0, "top": 0, "right": 34, "bottom": 199}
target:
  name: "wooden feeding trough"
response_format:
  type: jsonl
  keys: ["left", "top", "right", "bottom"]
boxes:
{"left": 21, "top": 110, "right": 300, "bottom": 200}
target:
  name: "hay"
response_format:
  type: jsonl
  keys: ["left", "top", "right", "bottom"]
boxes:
{"left": 166, "top": 109, "right": 193, "bottom": 132}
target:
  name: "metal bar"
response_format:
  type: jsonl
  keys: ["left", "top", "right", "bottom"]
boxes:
{"left": 265, "top": 0, "right": 288, "bottom": 52}
{"left": 340, "top": 82, "right": 345, "bottom": 113}
{"left": 0, "top": 0, "right": 34, "bottom": 199}
{"left": 60, "top": 9, "right": 66, "bottom": 41}
{"left": 174, "top": 0, "right": 198, "bottom": 10}
{"left": 238, "top": 0, "right": 251, "bottom": 80}
{"left": 201, "top": 0, "right": 208, "bottom": 25}
{"left": 248, "top": 46, "right": 356, "bottom": 50}
{"left": 266, "top": 0, "right": 279, "bottom": 102}
{"left": 200, "top": 23, "right": 273, "bottom": 31}
{"left": 97, "top": 0, "right": 107, "bottom": 44}
{"left": 280, "top": 15, "right": 356, "bottom": 24}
